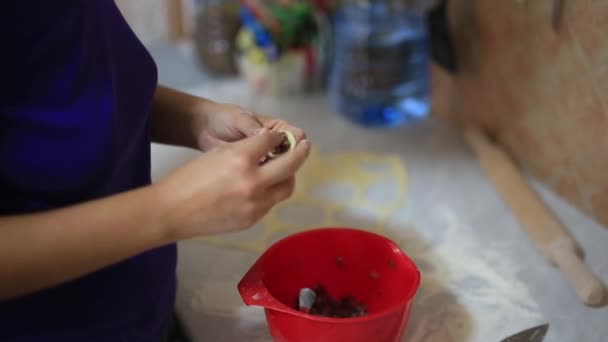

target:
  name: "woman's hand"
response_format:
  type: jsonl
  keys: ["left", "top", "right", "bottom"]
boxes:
{"left": 151, "top": 86, "right": 306, "bottom": 151}
{"left": 196, "top": 101, "right": 306, "bottom": 151}
{"left": 156, "top": 130, "right": 310, "bottom": 240}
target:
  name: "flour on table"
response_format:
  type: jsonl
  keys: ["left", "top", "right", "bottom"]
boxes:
{"left": 187, "top": 148, "right": 544, "bottom": 342}
{"left": 394, "top": 207, "right": 544, "bottom": 342}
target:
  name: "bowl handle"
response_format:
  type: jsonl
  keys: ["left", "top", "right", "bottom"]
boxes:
{"left": 238, "top": 261, "right": 292, "bottom": 313}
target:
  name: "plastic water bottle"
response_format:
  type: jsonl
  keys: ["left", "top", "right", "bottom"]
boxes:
{"left": 329, "top": 1, "right": 431, "bottom": 127}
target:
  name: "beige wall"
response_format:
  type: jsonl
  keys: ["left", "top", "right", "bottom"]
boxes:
{"left": 115, "top": 0, "right": 195, "bottom": 44}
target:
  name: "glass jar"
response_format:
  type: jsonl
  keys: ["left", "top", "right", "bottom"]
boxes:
{"left": 194, "top": 0, "right": 241, "bottom": 76}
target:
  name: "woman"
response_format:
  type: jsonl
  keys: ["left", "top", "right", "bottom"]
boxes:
{"left": 0, "top": 1, "right": 310, "bottom": 341}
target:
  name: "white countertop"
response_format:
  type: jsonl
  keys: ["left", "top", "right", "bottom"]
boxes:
{"left": 150, "top": 79, "right": 608, "bottom": 342}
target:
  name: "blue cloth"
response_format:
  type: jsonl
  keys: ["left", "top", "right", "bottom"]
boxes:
{"left": 0, "top": 1, "right": 177, "bottom": 340}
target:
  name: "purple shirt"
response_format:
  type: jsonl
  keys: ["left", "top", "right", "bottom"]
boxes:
{"left": 0, "top": 1, "right": 177, "bottom": 340}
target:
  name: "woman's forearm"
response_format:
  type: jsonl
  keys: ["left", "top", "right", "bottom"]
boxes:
{"left": 0, "top": 185, "right": 171, "bottom": 300}
{"left": 150, "top": 85, "right": 213, "bottom": 149}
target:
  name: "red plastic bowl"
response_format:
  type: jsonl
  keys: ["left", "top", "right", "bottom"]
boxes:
{"left": 238, "top": 227, "right": 421, "bottom": 342}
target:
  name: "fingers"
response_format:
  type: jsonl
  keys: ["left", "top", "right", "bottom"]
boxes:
{"left": 255, "top": 114, "right": 307, "bottom": 142}
{"left": 233, "top": 130, "right": 285, "bottom": 160}
{"left": 265, "top": 177, "right": 295, "bottom": 204}
{"left": 234, "top": 110, "right": 265, "bottom": 136}
{"left": 259, "top": 139, "right": 310, "bottom": 186}
{"left": 252, "top": 177, "right": 295, "bottom": 215}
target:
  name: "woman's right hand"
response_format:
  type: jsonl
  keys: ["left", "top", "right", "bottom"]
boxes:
{"left": 155, "top": 130, "right": 310, "bottom": 240}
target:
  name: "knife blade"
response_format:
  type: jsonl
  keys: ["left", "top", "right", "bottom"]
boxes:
{"left": 500, "top": 324, "right": 549, "bottom": 342}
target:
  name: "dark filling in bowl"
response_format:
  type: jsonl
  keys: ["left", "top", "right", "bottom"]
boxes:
{"left": 298, "top": 285, "right": 368, "bottom": 318}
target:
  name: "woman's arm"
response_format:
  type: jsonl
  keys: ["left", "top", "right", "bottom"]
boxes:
{"left": 0, "top": 186, "right": 168, "bottom": 300}
{"left": 0, "top": 131, "right": 309, "bottom": 301}
{"left": 150, "top": 85, "right": 211, "bottom": 149}
{"left": 0, "top": 86, "right": 207, "bottom": 300}
{"left": 150, "top": 85, "right": 306, "bottom": 151}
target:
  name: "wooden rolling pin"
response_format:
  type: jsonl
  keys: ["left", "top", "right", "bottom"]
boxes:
{"left": 464, "top": 127, "right": 605, "bottom": 306}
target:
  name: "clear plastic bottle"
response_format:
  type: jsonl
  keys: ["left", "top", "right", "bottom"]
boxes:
{"left": 329, "top": 0, "right": 431, "bottom": 127}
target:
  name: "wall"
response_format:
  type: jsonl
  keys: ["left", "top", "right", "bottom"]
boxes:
{"left": 432, "top": 0, "right": 608, "bottom": 227}
{"left": 116, "top": 0, "right": 195, "bottom": 44}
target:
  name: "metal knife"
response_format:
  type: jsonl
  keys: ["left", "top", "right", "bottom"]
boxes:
{"left": 500, "top": 324, "right": 549, "bottom": 342}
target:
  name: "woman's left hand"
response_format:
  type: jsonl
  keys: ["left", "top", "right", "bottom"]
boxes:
{"left": 196, "top": 102, "right": 307, "bottom": 151}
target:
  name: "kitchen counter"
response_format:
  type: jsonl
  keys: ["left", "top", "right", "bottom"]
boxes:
{"left": 150, "top": 77, "right": 608, "bottom": 341}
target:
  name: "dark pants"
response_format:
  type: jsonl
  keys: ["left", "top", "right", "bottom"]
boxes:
{"left": 160, "top": 312, "right": 191, "bottom": 342}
